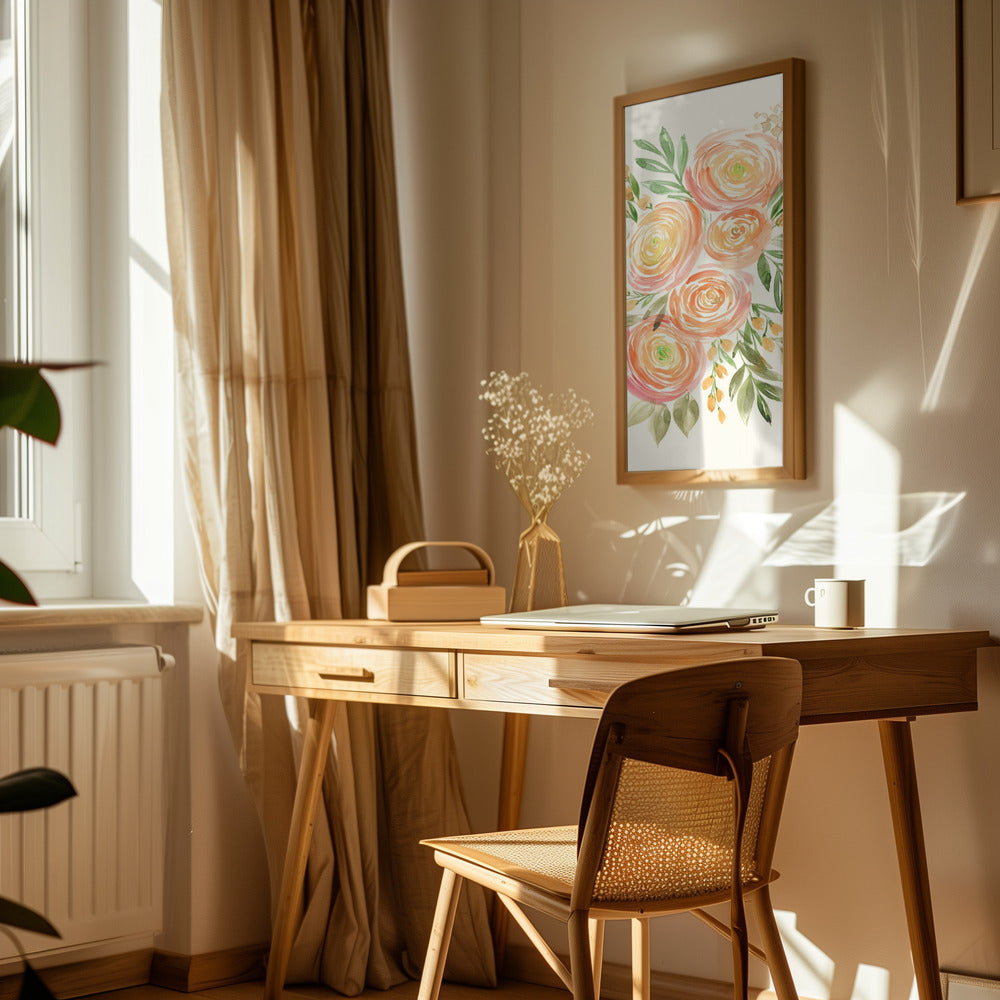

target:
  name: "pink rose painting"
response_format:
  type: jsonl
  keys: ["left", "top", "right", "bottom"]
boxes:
{"left": 621, "top": 76, "right": 787, "bottom": 457}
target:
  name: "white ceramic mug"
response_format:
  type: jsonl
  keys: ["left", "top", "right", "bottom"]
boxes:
{"left": 804, "top": 578, "right": 865, "bottom": 628}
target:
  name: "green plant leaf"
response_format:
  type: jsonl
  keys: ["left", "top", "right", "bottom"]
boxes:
{"left": 659, "top": 127, "right": 675, "bottom": 168}
{"left": 635, "top": 157, "right": 670, "bottom": 173}
{"left": 717, "top": 344, "right": 736, "bottom": 366}
{"left": 0, "top": 768, "right": 77, "bottom": 813}
{"left": 628, "top": 173, "right": 640, "bottom": 199}
{"left": 626, "top": 201, "right": 638, "bottom": 223}
{"left": 673, "top": 394, "right": 699, "bottom": 436}
{"left": 627, "top": 400, "right": 657, "bottom": 426}
{"left": 0, "top": 366, "right": 60, "bottom": 444}
{"left": 651, "top": 405, "right": 671, "bottom": 444}
{"left": 0, "top": 561, "right": 35, "bottom": 606}
{"left": 774, "top": 269, "right": 784, "bottom": 312}
{"left": 19, "top": 961, "right": 59, "bottom": 1000}
{"left": 676, "top": 134, "right": 689, "bottom": 179}
{"left": 0, "top": 897, "right": 60, "bottom": 938}
{"left": 757, "top": 254, "right": 772, "bottom": 291}
{"left": 757, "top": 380, "right": 783, "bottom": 402}
{"left": 642, "top": 294, "right": 670, "bottom": 321}
{"left": 736, "top": 378, "right": 755, "bottom": 423}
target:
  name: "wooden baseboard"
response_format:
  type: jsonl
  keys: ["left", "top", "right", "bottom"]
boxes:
{"left": 150, "top": 943, "right": 268, "bottom": 993}
{"left": 503, "top": 942, "right": 765, "bottom": 1000}
{"left": 0, "top": 949, "right": 153, "bottom": 1000}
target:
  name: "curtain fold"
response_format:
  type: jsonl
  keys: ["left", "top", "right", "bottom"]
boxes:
{"left": 160, "top": 0, "right": 495, "bottom": 993}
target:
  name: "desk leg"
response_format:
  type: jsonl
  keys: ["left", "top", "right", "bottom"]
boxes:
{"left": 878, "top": 719, "right": 944, "bottom": 1000}
{"left": 264, "top": 699, "right": 337, "bottom": 1000}
{"left": 491, "top": 713, "right": 530, "bottom": 968}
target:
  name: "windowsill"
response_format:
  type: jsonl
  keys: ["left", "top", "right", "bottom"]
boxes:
{"left": 0, "top": 600, "right": 204, "bottom": 629}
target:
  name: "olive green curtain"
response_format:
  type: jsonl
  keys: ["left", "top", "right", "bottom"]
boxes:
{"left": 160, "top": 0, "right": 495, "bottom": 992}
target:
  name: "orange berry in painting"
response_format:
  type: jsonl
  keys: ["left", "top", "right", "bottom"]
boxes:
{"left": 762, "top": 336, "right": 775, "bottom": 352}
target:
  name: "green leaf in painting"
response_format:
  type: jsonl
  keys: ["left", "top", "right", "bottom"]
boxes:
{"left": 651, "top": 405, "right": 671, "bottom": 444}
{"left": 644, "top": 180, "right": 688, "bottom": 196}
{"left": 728, "top": 365, "right": 748, "bottom": 398}
{"left": 628, "top": 400, "right": 657, "bottom": 426}
{"left": 676, "top": 134, "right": 689, "bottom": 179}
{"left": 642, "top": 294, "right": 669, "bottom": 321}
{"left": 673, "top": 394, "right": 699, "bottom": 437}
{"left": 757, "top": 380, "right": 783, "bottom": 402}
{"left": 774, "top": 269, "right": 784, "bottom": 312}
{"left": 635, "top": 157, "right": 670, "bottom": 173}
{"left": 736, "top": 378, "right": 755, "bottom": 424}
{"left": 659, "top": 127, "right": 675, "bottom": 168}
{"left": 634, "top": 138, "right": 663, "bottom": 157}
{"left": 757, "top": 254, "right": 772, "bottom": 291}
{"left": 628, "top": 173, "right": 640, "bottom": 199}
{"left": 0, "top": 561, "right": 35, "bottom": 606}
{"left": 768, "top": 183, "right": 783, "bottom": 218}
{"left": 756, "top": 393, "right": 773, "bottom": 424}
{"left": 626, "top": 201, "right": 638, "bottom": 223}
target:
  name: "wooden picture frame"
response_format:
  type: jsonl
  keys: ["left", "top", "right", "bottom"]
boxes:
{"left": 615, "top": 59, "right": 805, "bottom": 485}
{"left": 956, "top": 0, "right": 1000, "bottom": 203}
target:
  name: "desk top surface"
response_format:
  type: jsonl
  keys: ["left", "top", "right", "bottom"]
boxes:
{"left": 233, "top": 619, "right": 993, "bottom": 660}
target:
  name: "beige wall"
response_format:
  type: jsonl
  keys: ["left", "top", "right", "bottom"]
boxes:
{"left": 391, "top": 1, "right": 1000, "bottom": 998}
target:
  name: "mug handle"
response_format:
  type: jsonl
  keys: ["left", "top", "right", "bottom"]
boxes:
{"left": 804, "top": 586, "right": 816, "bottom": 607}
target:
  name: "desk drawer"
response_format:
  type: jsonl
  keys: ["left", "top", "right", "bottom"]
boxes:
{"left": 463, "top": 654, "right": 661, "bottom": 710}
{"left": 253, "top": 643, "right": 456, "bottom": 698}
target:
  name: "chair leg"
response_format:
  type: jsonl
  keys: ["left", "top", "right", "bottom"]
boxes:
{"left": 589, "top": 918, "right": 605, "bottom": 998}
{"left": 568, "top": 910, "right": 597, "bottom": 1000}
{"left": 749, "top": 886, "right": 798, "bottom": 1000}
{"left": 631, "top": 918, "right": 650, "bottom": 1000}
{"left": 418, "top": 867, "right": 463, "bottom": 1000}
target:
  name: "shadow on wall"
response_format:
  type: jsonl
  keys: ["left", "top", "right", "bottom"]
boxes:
{"left": 581, "top": 487, "right": 964, "bottom": 617}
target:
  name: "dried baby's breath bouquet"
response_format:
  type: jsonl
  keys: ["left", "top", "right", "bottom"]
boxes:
{"left": 479, "top": 370, "right": 593, "bottom": 523}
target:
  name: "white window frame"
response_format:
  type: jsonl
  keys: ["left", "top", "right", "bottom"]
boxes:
{"left": 0, "top": 0, "right": 91, "bottom": 600}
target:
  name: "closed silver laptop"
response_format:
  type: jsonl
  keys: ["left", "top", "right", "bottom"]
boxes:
{"left": 481, "top": 603, "right": 778, "bottom": 634}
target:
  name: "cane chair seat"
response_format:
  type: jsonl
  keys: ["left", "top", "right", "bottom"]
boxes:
{"left": 416, "top": 657, "right": 803, "bottom": 1000}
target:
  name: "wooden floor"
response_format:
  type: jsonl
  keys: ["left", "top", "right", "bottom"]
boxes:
{"left": 99, "top": 980, "right": 564, "bottom": 1000}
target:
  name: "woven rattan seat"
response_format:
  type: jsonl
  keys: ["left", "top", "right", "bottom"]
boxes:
{"left": 416, "top": 657, "right": 803, "bottom": 1000}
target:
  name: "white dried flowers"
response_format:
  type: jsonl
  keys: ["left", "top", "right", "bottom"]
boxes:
{"left": 479, "top": 370, "right": 593, "bottom": 522}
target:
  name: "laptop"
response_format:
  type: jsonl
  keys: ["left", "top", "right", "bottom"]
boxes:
{"left": 481, "top": 603, "right": 779, "bottom": 634}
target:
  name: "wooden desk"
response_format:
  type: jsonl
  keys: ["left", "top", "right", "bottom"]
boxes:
{"left": 233, "top": 620, "right": 990, "bottom": 1000}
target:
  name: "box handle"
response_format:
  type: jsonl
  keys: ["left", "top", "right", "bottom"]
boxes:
{"left": 380, "top": 541, "right": 496, "bottom": 586}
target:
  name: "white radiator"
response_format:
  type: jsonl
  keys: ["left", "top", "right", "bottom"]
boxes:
{"left": 0, "top": 646, "right": 168, "bottom": 959}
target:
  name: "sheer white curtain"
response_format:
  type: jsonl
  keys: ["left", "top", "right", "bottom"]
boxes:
{"left": 160, "top": 0, "right": 495, "bottom": 992}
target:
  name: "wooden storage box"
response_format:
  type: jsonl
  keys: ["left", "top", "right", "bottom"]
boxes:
{"left": 366, "top": 541, "right": 506, "bottom": 621}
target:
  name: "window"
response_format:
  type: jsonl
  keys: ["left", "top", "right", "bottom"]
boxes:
{"left": 0, "top": 0, "right": 91, "bottom": 600}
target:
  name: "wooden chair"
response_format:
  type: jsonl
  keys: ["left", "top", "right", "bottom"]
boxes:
{"left": 416, "top": 657, "right": 803, "bottom": 1000}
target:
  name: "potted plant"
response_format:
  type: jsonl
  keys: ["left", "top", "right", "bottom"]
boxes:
{"left": 0, "top": 361, "right": 81, "bottom": 998}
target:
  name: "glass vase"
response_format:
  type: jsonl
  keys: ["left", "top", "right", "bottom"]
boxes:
{"left": 509, "top": 518, "right": 567, "bottom": 612}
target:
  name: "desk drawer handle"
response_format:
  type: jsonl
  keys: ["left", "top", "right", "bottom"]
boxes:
{"left": 317, "top": 668, "right": 375, "bottom": 683}
{"left": 547, "top": 677, "right": 618, "bottom": 694}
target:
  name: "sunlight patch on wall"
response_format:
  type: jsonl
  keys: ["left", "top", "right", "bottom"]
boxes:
{"left": 128, "top": 0, "right": 174, "bottom": 602}
{"left": 833, "top": 405, "right": 899, "bottom": 626}
{"left": 922, "top": 204, "right": 999, "bottom": 412}
{"left": 851, "top": 964, "right": 891, "bottom": 1000}
{"left": 774, "top": 909, "right": 835, "bottom": 1000}
{"left": 686, "top": 489, "right": 780, "bottom": 607}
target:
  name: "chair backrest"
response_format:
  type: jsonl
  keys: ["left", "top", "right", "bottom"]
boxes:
{"left": 572, "top": 656, "right": 802, "bottom": 910}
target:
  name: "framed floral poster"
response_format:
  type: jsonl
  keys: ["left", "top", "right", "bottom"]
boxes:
{"left": 615, "top": 59, "right": 805, "bottom": 484}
